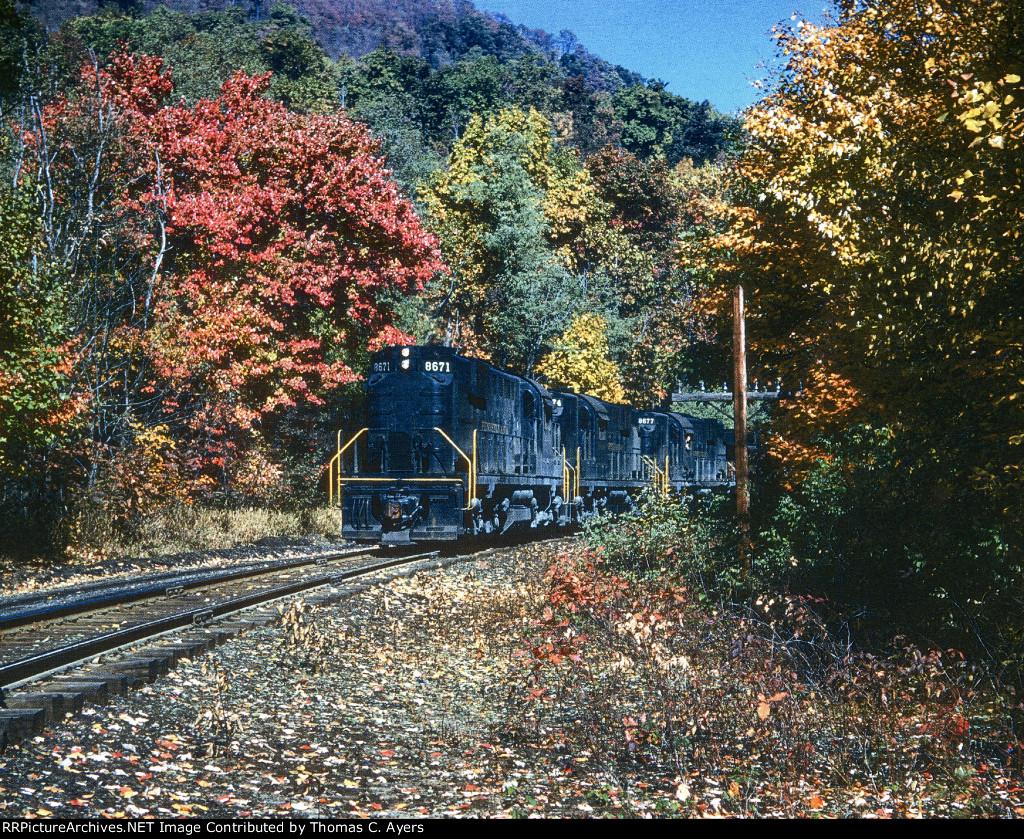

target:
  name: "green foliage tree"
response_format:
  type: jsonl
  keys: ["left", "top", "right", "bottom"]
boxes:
{"left": 611, "top": 81, "right": 679, "bottom": 161}
{"left": 260, "top": 27, "right": 338, "bottom": 113}
{"left": 611, "top": 81, "right": 735, "bottom": 166}
{"left": 584, "top": 144, "right": 719, "bottom": 403}
{"left": 420, "top": 54, "right": 508, "bottom": 143}
{"left": 0, "top": 186, "right": 76, "bottom": 475}
{"left": 62, "top": 3, "right": 338, "bottom": 108}
{"left": 419, "top": 107, "right": 607, "bottom": 370}
{"left": 0, "top": 0, "right": 32, "bottom": 107}
{"left": 340, "top": 47, "right": 429, "bottom": 112}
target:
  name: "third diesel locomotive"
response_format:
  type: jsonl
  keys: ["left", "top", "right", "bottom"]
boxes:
{"left": 327, "top": 345, "right": 733, "bottom": 543}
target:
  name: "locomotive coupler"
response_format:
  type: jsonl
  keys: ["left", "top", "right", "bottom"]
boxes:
{"left": 381, "top": 487, "right": 424, "bottom": 532}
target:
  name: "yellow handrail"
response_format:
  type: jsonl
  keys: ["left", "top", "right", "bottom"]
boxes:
{"left": 328, "top": 429, "right": 341, "bottom": 506}
{"left": 328, "top": 427, "right": 368, "bottom": 506}
{"left": 329, "top": 427, "right": 478, "bottom": 510}
{"left": 562, "top": 447, "right": 576, "bottom": 503}
{"left": 433, "top": 427, "right": 477, "bottom": 509}
{"left": 642, "top": 454, "right": 669, "bottom": 497}
{"left": 575, "top": 446, "right": 581, "bottom": 500}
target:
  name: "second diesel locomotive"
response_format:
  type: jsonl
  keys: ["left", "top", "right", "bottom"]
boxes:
{"left": 327, "top": 345, "right": 733, "bottom": 543}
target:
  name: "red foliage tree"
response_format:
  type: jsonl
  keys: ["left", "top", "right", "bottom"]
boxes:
{"left": 133, "top": 66, "right": 442, "bottom": 488}
{"left": 25, "top": 51, "right": 444, "bottom": 496}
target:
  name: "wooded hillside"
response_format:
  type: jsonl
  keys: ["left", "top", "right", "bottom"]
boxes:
{"left": 1, "top": 0, "right": 737, "bottom": 560}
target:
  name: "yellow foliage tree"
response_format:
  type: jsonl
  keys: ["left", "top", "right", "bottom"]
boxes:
{"left": 535, "top": 313, "right": 626, "bottom": 403}
{"left": 419, "top": 108, "right": 707, "bottom": 398}
{"left": 689, "top": 0, "right": 1024, "bottom": 491}
{"left": 680, "top": 0, "right": 1024, "bottom": 637}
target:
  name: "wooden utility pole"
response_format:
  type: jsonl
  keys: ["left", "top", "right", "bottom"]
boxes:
{"left": 733, "top": 285, "right": 751, "bottom": 571}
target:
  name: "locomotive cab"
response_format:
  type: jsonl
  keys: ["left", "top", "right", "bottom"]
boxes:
{"left": 334, "top": 346, "right": 468, "bottom": 543}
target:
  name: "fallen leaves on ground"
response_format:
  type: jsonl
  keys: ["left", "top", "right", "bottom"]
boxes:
{"left": 0, "top": 539, "right": 1022, "bottom": 818}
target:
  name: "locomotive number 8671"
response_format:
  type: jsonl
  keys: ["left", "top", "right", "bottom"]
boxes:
{"left": 327, "top": 346, "right": 733, "bottom": 543}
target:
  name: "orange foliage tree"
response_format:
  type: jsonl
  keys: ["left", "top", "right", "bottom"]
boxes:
{"left": 694, "top": 0, "right": 1024, "bottom": 492}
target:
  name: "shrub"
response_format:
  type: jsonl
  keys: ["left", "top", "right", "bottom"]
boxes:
{"left": 582, "top": 489, "right": 743, "bottom": 602}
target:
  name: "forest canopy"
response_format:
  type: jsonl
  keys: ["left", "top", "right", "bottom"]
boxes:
{"left": 0, "top": 0, "right": 736, "bottom": 557}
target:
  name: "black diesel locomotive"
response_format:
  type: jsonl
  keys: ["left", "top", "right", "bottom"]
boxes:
{"left": 328, "top": 345, "right": 732, "bottom": 543}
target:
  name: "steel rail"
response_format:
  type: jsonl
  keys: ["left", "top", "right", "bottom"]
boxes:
{"left": 0, "top": 548, "right": 371, "bottom": 632}
{"left": 0, "top": 551, "right": 438, "bottom": 688}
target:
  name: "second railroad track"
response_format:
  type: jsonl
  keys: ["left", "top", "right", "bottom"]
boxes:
{"left": 0, "top": 543, "right": 515, "bottom": 751}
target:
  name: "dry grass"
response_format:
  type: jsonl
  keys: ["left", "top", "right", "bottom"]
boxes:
{"left": 61, "top": 503, "right": 348, "bottom": 563}
{"left": 136, "top": 505, "right": 347, "bottom": 556}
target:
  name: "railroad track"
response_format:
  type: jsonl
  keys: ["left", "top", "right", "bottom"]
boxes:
{"left": 0, "top": 546, "right": 374, "bottom": 633}
{"left": 0, "top": 544, "right": 505, "bottom": 753}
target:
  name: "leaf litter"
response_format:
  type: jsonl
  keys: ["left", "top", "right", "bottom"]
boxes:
{"left": 0, "top": 539, "right": 1022, "bottom": 818}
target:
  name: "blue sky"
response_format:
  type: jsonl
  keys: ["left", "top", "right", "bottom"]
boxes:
{"left": 481, "top": 0, "right": 833, "bottom": 114}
